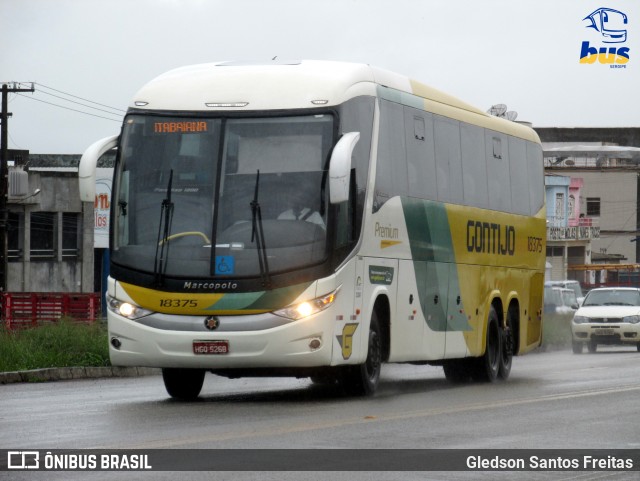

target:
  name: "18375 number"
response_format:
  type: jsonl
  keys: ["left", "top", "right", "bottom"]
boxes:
{"left": 159, "top": 299, "right": 197, "bottom": 308}
{"left": 527, "top": 236, "right": 543, "bottom": 253}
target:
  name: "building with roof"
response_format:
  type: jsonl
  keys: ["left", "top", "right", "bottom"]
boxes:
{"left": 6, "top": 151, "right": 113, "bottom": 294}
{"left": 539, "top": 127, "right": 640, "bottom": 287}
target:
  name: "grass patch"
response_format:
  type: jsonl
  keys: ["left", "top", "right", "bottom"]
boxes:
{"left": 0, "top": 320, "right": 109, "bottom": 372}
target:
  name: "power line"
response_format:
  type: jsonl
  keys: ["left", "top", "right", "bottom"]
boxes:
{"left": 29, "top": 82, "right": 126, "bottom": 113}
{"left": 15, "top": 93, "right": 122, "bottom": 123}
{"left": 34, "top": 89, "right": 125, "bottom": 117}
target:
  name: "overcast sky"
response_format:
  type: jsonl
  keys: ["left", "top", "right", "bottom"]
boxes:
{"left": 1, "top": 0, "right": 638, "bottom": 154}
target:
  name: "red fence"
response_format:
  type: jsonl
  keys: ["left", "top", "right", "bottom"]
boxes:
{"left": 1, "top": 292, "right": 101, "bottom": 330}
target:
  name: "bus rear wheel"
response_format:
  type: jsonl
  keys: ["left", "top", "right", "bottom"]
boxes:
{"left": 471, "top": 307, "right": 501, "bottom": 382}
{"left": 340, "top": 312, "right": 382, "bottom": 396}
{"left": 162, "top": 368, "right": 205, "bottom": 400}
{"left": 498, "top": 311, "right": 514, "bottom": 380}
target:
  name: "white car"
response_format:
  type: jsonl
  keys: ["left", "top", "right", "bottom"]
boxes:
{"left": 571, "top": 287, "right": 640, "bottom": 354}
{"left": 545, "top": 280, "right": 584, "bottom": 306}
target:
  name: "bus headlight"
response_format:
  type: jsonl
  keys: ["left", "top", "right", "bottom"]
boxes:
{"left": 107, "top": 296, "right": 153, "bottom": 320}
{"left": 273, "top": 288, "right": 340, "bottom": 320}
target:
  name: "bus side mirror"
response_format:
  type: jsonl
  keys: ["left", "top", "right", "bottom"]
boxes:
{"left": 79, "top": 135, "right": 119, "bottom": 202}
{"left": 329, "top": 132, "right": 360, "bottom": 204}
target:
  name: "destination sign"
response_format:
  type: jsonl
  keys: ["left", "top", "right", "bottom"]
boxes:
{"left": 153, "top": 121, "right": 208, "bottom": 133}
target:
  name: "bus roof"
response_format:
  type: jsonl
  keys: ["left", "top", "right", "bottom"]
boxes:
{"left": 130, "top": 60, "right": 539, "bottom": 143}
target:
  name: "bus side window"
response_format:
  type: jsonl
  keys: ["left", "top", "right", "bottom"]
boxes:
{"left": 405, "top": 107, "right": 436, "bottom": 200}
{"left": 374, "top": 100, "right": 407, "bottom": 212}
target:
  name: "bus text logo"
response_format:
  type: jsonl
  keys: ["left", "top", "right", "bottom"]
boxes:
{"left": 466, "top": 220, "right": 515, "bottom": 256}
{"left": 580, "top": 7, "right": 630, "bottom": 67}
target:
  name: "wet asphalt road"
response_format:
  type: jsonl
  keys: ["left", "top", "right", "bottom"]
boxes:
{"left": 2, "top": 346, "right": 640, "bottom": 480}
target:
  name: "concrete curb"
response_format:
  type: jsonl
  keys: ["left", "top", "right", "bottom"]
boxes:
{"left": 0, "top": 366, "right": 160, "bottom": 384}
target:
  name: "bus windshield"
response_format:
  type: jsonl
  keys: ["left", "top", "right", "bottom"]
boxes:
{"left": 113, "top": 113, "right": 335, "bottom": 280}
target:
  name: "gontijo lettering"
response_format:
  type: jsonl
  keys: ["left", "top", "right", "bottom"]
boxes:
{"left": 466, "top": 220, "right": 515, "bottom": 255}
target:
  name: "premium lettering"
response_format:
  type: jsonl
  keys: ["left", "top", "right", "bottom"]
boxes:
{"left": 374, "top": 222, "right": 399, "bottom": 239}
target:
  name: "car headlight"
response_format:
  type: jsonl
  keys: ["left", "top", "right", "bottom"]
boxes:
{"left": 273, "top": 288, "right": 340, "bottom": 320}
{"left": 107, "top": 295, "right": 153, "bottom": 320}
{"left": 623, "top": 315, "right": 640, "bottom": 324}
{"left": 573, "top": 315, "right": 589, "bottom": 324}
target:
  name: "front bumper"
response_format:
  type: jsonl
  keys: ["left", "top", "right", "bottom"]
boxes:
{"left": 107, "top": 310, "right": 335, "bottom": 369}
{"left": 571, "top": 322, "right": 640, "bottom": 345}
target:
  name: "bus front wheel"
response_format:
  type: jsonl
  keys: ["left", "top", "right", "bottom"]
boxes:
{"left": 340, "top": 312, "right": 382, "bottom": 396}
{"left": 162, "top": 368, "right": 205, "bottom": 400}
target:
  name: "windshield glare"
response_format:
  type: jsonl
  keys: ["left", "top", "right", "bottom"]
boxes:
{"left": 113, "top": 114, "right": 334, "bottom": 279}
{"left": 583, "top": 289, "right": 640, "bottom": 307}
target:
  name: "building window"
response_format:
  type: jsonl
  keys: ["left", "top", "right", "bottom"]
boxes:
{"left": 30, "top": 212, "right": 56, "bottom": 260}
{"left": 62, "top": 213, "right": 81, "bottom": 259}
{"left": 568, "top": 194, "right": 576, "bottom": 220}
{"left": 8, "top": 211, "right": 23, "bottom": 262}
{"left": 586, "top": 197, "right": 600, "bottom": 216}
{"left": 555, "top": 192, "right": 565, "bottom": 224}
{"left": 546, "top": 246, "right": 564, "bottom": 257}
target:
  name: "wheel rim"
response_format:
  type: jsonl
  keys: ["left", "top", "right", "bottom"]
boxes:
{"left": 501, "top": 323, "right": 513, "bottom": 366}
{"left": 487, "top": 323, "right": 500, "bottom": 372}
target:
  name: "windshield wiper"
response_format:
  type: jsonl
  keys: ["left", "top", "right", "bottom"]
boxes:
{"left": 154, "top": 169, "right": 174, "bottom": 286}
{"left": 250, "top": 170, "right": 271, "bottom": 287}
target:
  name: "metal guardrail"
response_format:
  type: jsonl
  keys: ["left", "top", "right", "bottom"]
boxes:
{"left": 1, "top": 292, "right": 100, "bottom": 330}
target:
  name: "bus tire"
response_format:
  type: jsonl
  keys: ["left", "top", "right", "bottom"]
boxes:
{"left": 498, "top": 311, "right": 514, "bottom": 380}
{"left": 341, "top": 311, "right": 382, "bottom": 396}
{"left": 162, "top": 368, "right": 205, "bottom": 400}
{"left": 471, "top": 307, "right": 501, "bottom": 382}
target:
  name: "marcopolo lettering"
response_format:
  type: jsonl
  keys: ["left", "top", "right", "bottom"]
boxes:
{"left": 183, "top": 281, "right": 238, "bottom": 290}
{"left": 466, "top": 220, "right": 516, "bottom": 256}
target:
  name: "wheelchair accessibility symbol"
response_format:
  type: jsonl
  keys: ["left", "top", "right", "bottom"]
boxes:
{"left": 215, "top": 256, "right": 235, "bottom": 275}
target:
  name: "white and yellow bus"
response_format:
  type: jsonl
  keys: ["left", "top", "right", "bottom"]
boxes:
{"left": 79, "top": 61, "right": 545, "bottom": 399}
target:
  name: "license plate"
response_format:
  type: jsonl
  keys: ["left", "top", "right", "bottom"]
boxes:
{"left": 595, "top": 329, "right": 614, "bottom": 336}
{"left": 193, "top": 340, "right": 229, "bottom": 355}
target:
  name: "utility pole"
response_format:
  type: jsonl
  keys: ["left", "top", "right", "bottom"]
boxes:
{"left": 1, "top": 82, "right": 35, "bottom": 292}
